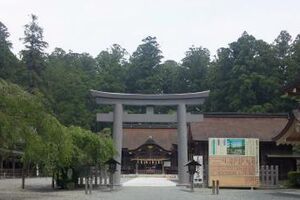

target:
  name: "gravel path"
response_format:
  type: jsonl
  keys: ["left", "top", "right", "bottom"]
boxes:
{"left": 0, "top": 178, "right": 300, "bottom": 200}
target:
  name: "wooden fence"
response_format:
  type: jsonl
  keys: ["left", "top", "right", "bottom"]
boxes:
{"left": 77, "top": 167, "right": 111, "bottom": 187}
{"left": 0, "top": 169, "right": 36, "bottom": 178}
{"left": 260, "top": 165, "right": 279, "bottom": 188}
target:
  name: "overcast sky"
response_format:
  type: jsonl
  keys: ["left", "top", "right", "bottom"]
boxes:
{"left": 1, "top": 0, "right": 300, "bottom": 62}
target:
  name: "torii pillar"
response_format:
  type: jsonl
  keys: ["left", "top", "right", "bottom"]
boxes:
{"left": 113, "top": 103, "right": 123, "bottom": 185}
{"left": 177, "top": 103, "right": 188, "bottom": 184}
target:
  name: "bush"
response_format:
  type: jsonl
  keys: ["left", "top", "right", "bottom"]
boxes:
{"left": 287, "top": 171, "right": 300, "bottom": 188}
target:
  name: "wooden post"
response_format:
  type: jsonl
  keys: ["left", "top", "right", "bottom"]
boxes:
{"left": 85, "top": 176, "right": 88, "bottom": 194}
{"left": 212, "top": 180, "right": 215, "bottom": 195}
{"left": 110, "top": 172, "right": 114, "bottom": 190}
{"left": 190, "top": 174, "right": 194, "bottom": 192}
{"left": 89, "top": 177, "right": 92, "bottom": 194}
{"left": 52, "top": 172, "right": 55, "bottom": 189}
{"left": 21, "top": 166, "right": 25, "bottom": 189}
{"left": 270, "top": 165, "right": 274, "bottom": 186}
{"left": 95, "top": 167, "right": 98, "bottom": 187}
{"left": 104, "top": 168, "right": 108, "bottom": 185}
{"left": 99, "top": 168, "right": 103, "bottom": 185}
{"left": 216, "top": 180, "right": 219, "bottom": 195}
{"left": 135, "top": 162, "right": 138, "bottom": 175}
{"left": 266, "top": 165, "right": 270, "bottom": 186}
{"left": 275, "top": 165, "right": 279, "bottom": 186}
{"left": 12, "top": 157, "right": 15, "bottom": 178}
{"left": 0, "top": 155, "right": 3, "bottom": 178}
{"left": 261, "top": 165, "right": 265, "bottom": 187}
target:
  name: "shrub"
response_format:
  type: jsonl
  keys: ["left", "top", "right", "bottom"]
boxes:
{"left": 287, "top": 171, "right": 300, "bottom": 188}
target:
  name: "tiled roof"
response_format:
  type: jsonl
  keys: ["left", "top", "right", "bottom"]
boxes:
{"left": 122, "top": 114, "right": 289, "bottom": 150}
{"left": 191, "top": 115, "right": 288, "bottom": 141}
{"left": 123, "top": 128, "right": 177, "bottom": 150}
{"left": 273, "top": 109, "right": 300, "bottom": 144}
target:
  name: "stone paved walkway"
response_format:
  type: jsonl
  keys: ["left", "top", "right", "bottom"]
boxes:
{"left": 122, "top": 177, "right": 176, "bottom": 187}
{"left": 0, "top": 178, "right": 300, "bottom": 200}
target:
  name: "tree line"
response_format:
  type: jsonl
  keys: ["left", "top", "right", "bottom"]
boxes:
{"left": 1, "top": 14, "right": 300, "bottom": 132}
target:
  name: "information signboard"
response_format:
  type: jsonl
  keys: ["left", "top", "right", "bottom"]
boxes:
{"left": 208, "top": 138, "right": 259, "bottom": 188}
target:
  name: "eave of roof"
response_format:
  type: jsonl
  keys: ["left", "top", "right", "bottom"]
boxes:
{"left": 273, "top": 109, "right": 300, "bottom": 144}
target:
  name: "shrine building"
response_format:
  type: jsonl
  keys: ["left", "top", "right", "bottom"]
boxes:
{"left": 121, "top": 112, "right": 299, "bottom": 182}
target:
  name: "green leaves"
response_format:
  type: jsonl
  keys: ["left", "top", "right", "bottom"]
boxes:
{"left": 126, "top": 36, "right": 163, "bottom": 93}
{"left": 0, "top": 79, "right": 114, "bottom": 173}
{"left": 207, "top": 32, "right": 298, "bottom": 113}
{"left": 68, "top": 126, "right": 114, "bottom": 167}
{"left": 20, "top": 14, "right": 48, "bottom": 90}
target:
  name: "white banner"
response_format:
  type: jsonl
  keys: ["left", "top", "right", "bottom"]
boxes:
{"left": 193, "top": 155, "right": 203, "bottom": 184}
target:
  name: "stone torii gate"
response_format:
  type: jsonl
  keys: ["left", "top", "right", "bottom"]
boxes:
{"left": 90, "top": 90, "right": 209, "bottom": 186}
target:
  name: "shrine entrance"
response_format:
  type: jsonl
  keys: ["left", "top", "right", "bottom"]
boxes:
{"left": 91, "top": 90, "right": 209, "bottom": 185}
{"left": 135, "top": 161, "right": 163, "bottom": 174}
{"left": 130, "top": 136, "right": 170, "bottom": 174}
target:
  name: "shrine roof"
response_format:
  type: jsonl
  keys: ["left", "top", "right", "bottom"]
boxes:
{"left": 273, "top": 109, "right": 300, "bottom": 145}
{"left": 191, "top": 114, "right": 288, "bottom": 141}
{"left": 122, "top": 113, "right": 289, "bottom": 150}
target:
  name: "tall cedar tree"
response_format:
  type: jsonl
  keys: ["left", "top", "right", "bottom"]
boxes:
{"left": 20, "top": 14, "right": 48, "bottom": 91}
{"left": 126, "top": 36, "right": 163, "bottom": 93}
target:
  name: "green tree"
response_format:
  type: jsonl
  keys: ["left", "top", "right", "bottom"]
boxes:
{"left": 0, "top": 22, "right": 19, "bottom": 82}
{"left": 95, "top": 44, "right": 127, "bottom": 92}
{"left": 273, "top": 31, "right": 292, "bottom": 86}
{"left": 0, "top": 79, "right": 72, "bottom": 175}
{"left": 20, "top": 14, "right": 48, "bottom": 90}
{"left": 206, "top": 32, "right": 287, "bottom": 112}
{"left": 43, "top": 49, "right": 96, "bottom": 129}
{"left": 288, "top": 35, "right": 300, "bottom": 81}
{"left": 156, "top": 60, "right": 180, "bottom": 93}
{"left": 126, "top": 36, "right": 163, "bottom": 93}
{"left": 181, "top": 46, "right": 210, "bottom": 92}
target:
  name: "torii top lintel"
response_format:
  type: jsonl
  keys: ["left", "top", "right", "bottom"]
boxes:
{"left": 90, "top": 90, "right": 210, "bottom": 105}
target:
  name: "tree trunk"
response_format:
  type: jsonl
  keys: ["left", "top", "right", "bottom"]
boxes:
{"left": 12, "top": 157, "right": 15, "bottom": 178}
{"left": 0, "top": 155, "right": 3, "bottom": 178}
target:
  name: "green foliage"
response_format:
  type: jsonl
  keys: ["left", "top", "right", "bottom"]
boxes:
{"left": 1, "top": 18, "right": 300, "bottom": 120}
{"left": 287, "top": 171, "right": 300, "bottom": 188}
{"left": 0, "top": 79, "right": 114, "bottom": 180}
{"left": 206, "top": 32, "right": 297, "bottom": 112}
{"left": 156, "top": 60, "right": 180, "bottom": 93}
{"left": 68, "top": 126, "right": 114, "bottom": 167}
{"left": 95, "top": 44, "right": 127, "bottom": 92}
{"left": 181, "top": 47, "right": 210, "bottom": 92}
{"left": 20, "top": 14, "right": 48, "bottom": 90}
{"left": 126, "top": 36, "right": 163, "bottom": 93}
{"left": 0, "top": 79, "right": 72, "bottom": 169}
{"left": 0, "top": 22, "right": 20, "bottom": 82}
{"left": 0, "top": 78, "right": 44, "bottom": 153}
{"left": 42, "top": 49, "right": 96, "bottom": 129}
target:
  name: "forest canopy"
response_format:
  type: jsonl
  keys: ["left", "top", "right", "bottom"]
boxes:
{"left": 0, "top": 15, "right": 299, "bottom": 132}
